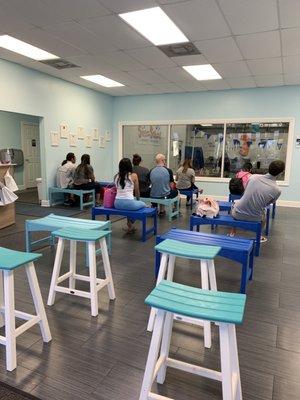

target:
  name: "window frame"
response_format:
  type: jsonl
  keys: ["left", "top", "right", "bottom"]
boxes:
{"left": 119, "top": 117, "right": 295, "bottom": 186}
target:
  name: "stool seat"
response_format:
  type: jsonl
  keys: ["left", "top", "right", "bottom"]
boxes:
{"left": 0, "top": 247, "right": 42, "bottom": 270}
{"left": 146, "top": 280, "right": 246, "bottom": 325}
{"left": 155, "top": 239, "right": 220, "bottom": 260}
{"left": 52, "top": 227, "right": 111, "bottom": 242}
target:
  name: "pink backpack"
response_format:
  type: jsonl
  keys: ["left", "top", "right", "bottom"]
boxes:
{"left": 196, "top": 196, "right": 219, "bottom": 218}
{"left": 103, "top": 185, "right": 117, "bottom": 208}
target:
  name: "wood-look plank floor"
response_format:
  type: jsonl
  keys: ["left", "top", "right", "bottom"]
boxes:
{"left": 0, "top": 205, "right": 299, "bottom": 399}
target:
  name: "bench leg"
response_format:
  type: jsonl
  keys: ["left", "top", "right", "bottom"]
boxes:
{"left": 25, "top": 226, "right": 31, "bottom": 252}
{"left": 240, "top": 257, "right": 248, "bottom": 294}
{"left": 157, "top": 311, "right": 174, "bottom": 384}
{"left": 80, "top": 195, "right": 83, "bottom": 211}
{"left": 0, "top": 271, "right": 4, "bottom": 328}
{"left": 47, "top": 238, "right": 64, "bottom": 306}
{"left": 265, "top": 207, "right": 270, "bottom": 236}
{"left": 142, "top": 217, "right": 146, "bottom": 242}
{"left": 249, "top": 248, "right": 255, "bottom": 281}
{"left": 255, "top": 228, "right": 261, "bottom": 256}
{"left": 100, "top": 238, "right": 115, "bottom": 300}
{"left": 69, "top": 240, "right": 76, "bottom": 290}
{"left": 272, "top": 202, "right": 276, "bottom": 219}
{"left": 4, "top": 270, "right": 17, "bottom": 371}
{"left": 200, "top": 260, "right": 211, "bottom": 349}
{"left": 88, "top": 242, "right": 98, "bottom": 317}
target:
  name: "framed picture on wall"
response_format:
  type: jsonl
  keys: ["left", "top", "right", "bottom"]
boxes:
{"left": 85, "top": 135, "right": 92, "bottom": 148}
{"left": 69, "top": 132, "right": 78, "bottom": 147}
{"left": 50, "top": 131, "right": 59, "bottom": 146}
{"left": 99, "top": 135, "right": 105, "bottom": 148}
{"left": 59, "top": 122, "right": 69, "bottom": 139}
{"left": 77, "top": 126, "right": 85, "bottom": 139}
{"left": 92, "top": 128, "right": 99, "bottom": 141}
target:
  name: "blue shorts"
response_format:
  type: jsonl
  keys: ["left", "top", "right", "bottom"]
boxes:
{"left": 114, "top": 199, "right": 146, "bottom": 211}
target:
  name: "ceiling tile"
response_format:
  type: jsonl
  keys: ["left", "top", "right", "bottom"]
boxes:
{"left": 195, "top": 37, "right": 243, "bottom": 63}
{"left": 281, "top": 28, "right": 300, "bottom": 56}
{"left": 254, "top": 74, "right": 284, "bottom": 87}
{"left": 152, "top": 82, "right": 184, "bottom": 93}
{"left": 78, "top": 15, "right": 149, "bottom": 50}
{"left": 0, "top": 10, "right": 35, "bottom": 33}
{"left": 154, "top": 67, "right": 194, "bottom": 82}
{"left": 283, "top": 55, "right": 300, "bottom": 74}
{"left": 127, "top": 84, "right": 165, "bottom": 94}
{"left": 127, "top": 69, "right": 170, "bottom": 84}
{"left": 202, "top": 80, "right": 230, "bottom": 90}
{"left": 99, "top": 0, "right": 157, "bottom": 13}
{"left": 41, "top": 0, "right": 111, "bottom": 20}
{"left": 101, "top": 51, "right": 147, "bottom": 71}
{"left": 247, "top": 57, "right": 283, "bottom": 75}
{"left": 164, "top": 0, "right": 231, "bottom": 41}
{"left": 65, "top": 55, "right": 119, "bottom": 74}
{"left": 236, "top": 31, "right": 281, "bottom": 59}
{"left": 126, "top": 47, "right": 176, "bottom": 68}
{"left": 218, "top": 0, "right": 278, "bottom": 35}
{"left": 103, "top": 70, "right": 144, "bottom": 85}
{"left": 226, "top": 76, "right": 256, "bottom": 89}
{"left": 284, "top": 72, "right": 300, "bottom": 85}
{"left": 43, "top": 21, "right": 118, "bottom": 53}
{"left": 213, "top": 61, "right": 251, "bottom": 78}
{"left": 176, "top": 80, "right": 207, "bottom": 91}
{"left": 172, "top": 54, "right": 208, "bottom": 66}
{"left": 278, "top": 0, "right": 300, "bottom": 29}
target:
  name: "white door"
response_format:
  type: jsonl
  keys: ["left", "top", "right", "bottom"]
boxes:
{"left": 21, "top": 122, "right": 41, "bottom": 188}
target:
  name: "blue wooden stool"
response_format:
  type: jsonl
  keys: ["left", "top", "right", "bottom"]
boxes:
{"left": 0, "top": 248, "right": 52, "bottom": 371}
{"left": 47, "top": 228, "right": 115, "bottom": 317}
{"left": 140, "top": 280, "right": 246, "bottom": 400}
{"left": 147, "top": 239, "right": 220, "bottom": 349}
{"left": 179, "top": 188, "right": 199, "bottom": 210}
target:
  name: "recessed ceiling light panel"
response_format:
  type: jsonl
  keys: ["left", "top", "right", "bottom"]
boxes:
{"left": 81, "top": 74, "right": 124, "bottom": 88}
{"left": 0, "top": 35, "right": 59, "bottom": 61}
{"left": 183, "top": 64, "right": 222, "bottom": 80}
{"left": 119, "top": 7, "right": 188, "bottom": 46}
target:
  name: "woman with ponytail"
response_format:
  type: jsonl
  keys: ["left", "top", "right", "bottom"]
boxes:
{"left": 114, "top": 158, "right": 146, "bottom": 233}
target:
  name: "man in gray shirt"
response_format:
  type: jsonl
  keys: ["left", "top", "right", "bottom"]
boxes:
{"left": 231, "top": 160, "right": 285, "bottom": 241}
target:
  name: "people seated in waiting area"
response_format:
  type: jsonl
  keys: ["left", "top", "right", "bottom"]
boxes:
{"left": 114, "top": 158, "right": 146, "bottom": 234}
{"left": 231, "top": 160, "right": 285, "bottom": 242}
{"left": 150, "top": 153, "right": 178, "bottom": 215}
{"left": 132, "top": 153, "right": 151, "bottom": 197}
{"left": 176, "top": 158, "right": 202, "bottom": 206}
{"left": 56, "top": 152, "right": 76, "bottom": 189}
{"left": 73, "top": 154, "right": 101, "bottom": 206}
{"left": 236, "top": 162, "right": 253, "bottom": 190}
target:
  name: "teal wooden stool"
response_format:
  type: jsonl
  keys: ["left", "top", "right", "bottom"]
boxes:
{"left": 0, "top": 248, "right": 52, "bottom": 371}
{"left": 147, "top": 239, "right": 221, "bottom": 349}
{"left": 47, "top": 228, "right": 115, "bottom": 317}
{"left": 140, "top": 280, "right": 246, "bottom": 400}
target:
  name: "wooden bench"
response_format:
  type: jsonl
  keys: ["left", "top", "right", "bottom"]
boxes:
{"left": 156, "top": 228, "right": 254, "bottom": 293}
{"left": 140, "top": 196, "right": 180, "bottom": 222}
{"left": 49, "top": 187, "right": 95, "bottom": 210}
{"left": 92, "top": 206, "right": 157, "bottom": 242}
{"left": 190, "top": 214, "right": 262, "bottom": 256}
{"left": 178, "top": 188, "right": 199, "bottom": 210}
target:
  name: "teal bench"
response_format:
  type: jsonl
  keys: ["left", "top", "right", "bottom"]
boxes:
{"left": 140, "top": 196, "right": 180, "bottom": 222}
{"left": 49, "top": 187, "right": 95, "bottom": 210}
{"left": 140, "top": 280, "right": 246, "bottom": 400}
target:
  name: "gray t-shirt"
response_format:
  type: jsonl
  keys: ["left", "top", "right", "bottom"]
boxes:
{"left": 74, "top": 164, "right": 94, "bottom": 185}
{"left": 150, "top": 166, "right": 170, "bottom": 198}
{"left": 133, "top": 165, "right": 150, "bottom": 192}
{"left": 176, "top": 166, "right": 195, "bottom": 189}
{"left": 232, "top": 173, "right": 281, "bottom": 221}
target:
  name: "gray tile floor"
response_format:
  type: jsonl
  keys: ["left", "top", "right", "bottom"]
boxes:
{"left": 0, "top": 205, "right": 300, "bottom": 399}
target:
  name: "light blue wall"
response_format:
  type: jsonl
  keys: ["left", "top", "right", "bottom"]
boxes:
{"left": 0, "top": 58, "right": 114, "bottom": 198}
{"left": 113, "top": 87, "right": 300, "bottom": 202}
{"left": 0, "top": 111, "right": 39, "bottom": 186}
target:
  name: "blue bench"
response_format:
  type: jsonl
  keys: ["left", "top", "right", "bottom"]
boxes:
{"left": 229, "top": 193, "right": 276, "bottom": 219}
{"left": 140, "top": 196, "right": 179, "bottom": 222}
{"left": 190, "top": 214, "right": 261, "bottom": 256}
{"left": 178, "top": 188, "right": 199, "bottom": 210}
{"left": 49, "top": 187, "right": 95, "bottom": 210}
{"left": 218, "top": 200, "right": 271, "bottom": 236}
{"left": 92, "top": 206, "right": 157, "bottom": 242}
{"left": 155, "top": 228, "right": 254, "bottom": 293}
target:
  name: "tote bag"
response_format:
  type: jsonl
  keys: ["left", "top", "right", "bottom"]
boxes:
{"left": 103, "top": 185, "right": 117, "bottom": 208}
{"left": 0, "top": 182, "right": 18, "bottom": 206}
{"left": 196, "top": 196, "right": 219, "bottom": 218}
{"left": 4, "top": 170, "right": 19, "bottom": 192}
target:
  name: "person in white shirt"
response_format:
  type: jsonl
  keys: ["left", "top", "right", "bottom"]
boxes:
{"left": 56, "top": 152, "right": 76, "bottom": 188}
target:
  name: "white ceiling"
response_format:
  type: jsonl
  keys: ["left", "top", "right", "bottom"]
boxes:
{"left": 0, "top": 0, "right": 300, "bottom": 96}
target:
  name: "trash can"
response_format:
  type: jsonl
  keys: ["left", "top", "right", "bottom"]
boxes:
{"left": 36, "top": 178, "right": 43, "bottom": 204}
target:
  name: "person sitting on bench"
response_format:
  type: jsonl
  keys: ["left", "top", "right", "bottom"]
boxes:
{"left": 231, "top": 160, "right": 285, "bottom": 242}
{"left": 150, "top": 154, "right": 178, "bottom": 215}
{"left": 114, "top": 158, "right": 146, "bottom": 234}
{"left": 176, "top": 158, "right": 202, "bottom": 206}
{"left": 56, "top": 152, "right": 77, "bottom": 205}
{"left": 132, "top": 153, "right": 151, "bottom": 197}
{"left": 73, "top": 154, "right": 101, "bottom": 206}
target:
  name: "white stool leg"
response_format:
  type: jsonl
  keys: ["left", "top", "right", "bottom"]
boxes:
{"left": 147, "top": 253, "right": 168, "bottom": 332}
{"left": 26, "top": 262, "right": 52, "bottom": 343}
{"left": 88, "top": 241, "right": 98, "bottom": 317}
{"left": 69, "top": 240, "right": 76, "bottom": 290}
{"left": 139, "top": 309, "right": 166, "bottom": 400}
{"left": 3, "top": 270, "right": 16, "bottom": 371}
{"left": 208, "top": 259, "right": 217, "bottom": 291}
{"left": 166, "top": 254, "right": 175, "bottom": 281}
{"left": 99, "top": 237, "right": 115, "bottom": 300}
{"left": 47, "top": 237, "right": 64, "bottom": 306}
{"left": 219, "top": 323, "right": 234, "bottom": 400}
{"left": 201, "top": 260, "right": 211, "bottom": 349}
{"left": 157, "top": 311, "right": 174, "bottom": 384}
{"left": 229, "top": 324, "right": 242, "bottom": 400}
{"left": 0, "top": 270, "right": 4, "bottom": 328}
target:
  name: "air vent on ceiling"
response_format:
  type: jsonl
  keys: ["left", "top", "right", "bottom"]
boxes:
{"left": 158, "top": 42, "right": 201, "bottom": 58}
{"left": 40, "top": 58, "right": 80, "bottom": 70}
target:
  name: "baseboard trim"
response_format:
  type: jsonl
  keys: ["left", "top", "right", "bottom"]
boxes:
{"left": 41, "top": 200, "right": 50, "bottom": 207}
